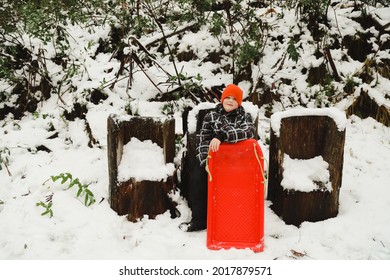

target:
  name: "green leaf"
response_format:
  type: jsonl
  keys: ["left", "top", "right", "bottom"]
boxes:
{"left": 287, "top": 39, "right": 300, "bottom": 63}
{"left": 61, "top": 173, "right": 72, "bottom": 184}
{"left": 84, "top": 188, "right": 93, "bottom": 196}
{"left": 76, "top": 187, "right": 83, "bottom": 197}
{"left": 68, "top": 178, "right": 80, "bottom": 189}
{"left": 42, "top": 209, "right": 50, "bottom": 216}
{"left": 51, "top": 175, "right": 60, "bottom": 182}
{"left": 36, "top": 201, "right": 53, "bottom": 218}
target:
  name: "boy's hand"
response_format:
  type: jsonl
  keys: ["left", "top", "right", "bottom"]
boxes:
{"left": 209, "top": 138, "right": 221, "bottom": 152}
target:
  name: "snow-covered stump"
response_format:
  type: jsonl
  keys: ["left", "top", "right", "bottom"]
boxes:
{"left": 268, "top": 108, "right": 347, "bottom": 226}
{"left": 347, "top": 88, "right": 390, "bottom": 127}
{"left": 107, "top": 114, "right": 178, "bottom": 222}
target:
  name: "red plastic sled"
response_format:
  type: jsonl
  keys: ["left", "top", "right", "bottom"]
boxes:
{"left": 206, "top": 139, "right": 264, "bottom": 252}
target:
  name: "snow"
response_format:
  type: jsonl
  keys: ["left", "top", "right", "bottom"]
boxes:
{"left": 117, "top": 138, "right": 175, "bottom": 182}
{"left": 1, "top": 105, "right": 389, "bottom": 262}
{"left": 270, "top": 107, "right": 347, "bottom": 137}
{"left": 371, "top": 7, "right": 390, "bottom": 31}
{"left": 281, "top": 155, "right": 332, "bottom": 193}
{"left": 0, "top": 4, "right": 390, "bottom": 278}
{"left": 187, "top": 102, "right": 215, "bottom": 133}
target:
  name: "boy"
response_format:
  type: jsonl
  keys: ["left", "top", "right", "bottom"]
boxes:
{"left": 180, "top": 84, "right": 256, "bottom": 232}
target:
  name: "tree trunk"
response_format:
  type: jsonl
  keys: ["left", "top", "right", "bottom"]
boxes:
{"left": 107, "top": 114, "right": 178, "bottom": 221}
{"left": 268, "top": 110, "right": 346, "bottom": 226}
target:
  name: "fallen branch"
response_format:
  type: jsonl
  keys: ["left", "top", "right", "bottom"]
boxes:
{"left": 324, "top": 46, "right": 341, "bottom": 82}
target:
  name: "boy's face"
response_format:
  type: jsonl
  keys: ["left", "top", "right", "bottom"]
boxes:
{"left": 222, "top": 96, "right": 239, "bottom": 112}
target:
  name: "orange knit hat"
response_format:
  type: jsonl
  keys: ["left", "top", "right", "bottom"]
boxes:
{"left": 221, "top": 84, "right": 243, "bottom": 106}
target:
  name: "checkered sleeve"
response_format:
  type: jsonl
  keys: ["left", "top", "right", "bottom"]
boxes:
{"left": 196, "top": 111, "right": 215, "bottom": 166}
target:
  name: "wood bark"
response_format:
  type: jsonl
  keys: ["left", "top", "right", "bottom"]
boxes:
{"left": 180, "top": 109, "right": 212, "bottom": 202}
{"left": 118, "top": 177, "right": 178, "bottom": 222}
{"left": 107, "top": 114, "right": 178, "bottom": 221}
{"left": 268, "top": 114, "right": 346, "bottom": 226}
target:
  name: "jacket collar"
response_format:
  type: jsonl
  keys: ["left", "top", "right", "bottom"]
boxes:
{"left": 215, "top": 103, "right": 244, "bottom": 116}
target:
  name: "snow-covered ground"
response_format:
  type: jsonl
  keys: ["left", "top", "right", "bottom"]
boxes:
{"left": 0, "top": 99, "right": 389, "bottom": 260}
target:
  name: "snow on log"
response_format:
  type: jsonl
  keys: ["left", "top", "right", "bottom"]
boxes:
{"left": 268, "top": 108, "right": 346, "bottom": 226}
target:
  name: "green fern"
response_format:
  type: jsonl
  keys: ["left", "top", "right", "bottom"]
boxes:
{"left": 51, "top": 173, "right": 95, "bottom": 206}
{"left": 36, "top": 202, "right": 53, "bottom": 218}
{"left": 37, "top": 173, "right": 96, "bottom": 218}
{"left": 36, "top": 194, "right": 53, "bottom": 218}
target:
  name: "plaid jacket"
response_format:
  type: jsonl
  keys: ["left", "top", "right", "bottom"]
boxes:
{"left": 196, "top": 103, "right": 256, "bottom": 166}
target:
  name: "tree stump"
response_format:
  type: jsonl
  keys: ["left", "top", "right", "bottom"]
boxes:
{"left": 268, "top": 108, "right": 347, "bottom": 226}
{"left": 107, "top": 114, "right": 178, "bottom": 221}
{"left": 347, "top": 88, "right": 390, "bottom": 127}
{"left": 180, "top": 105, "right": 214, "bottom": 202}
